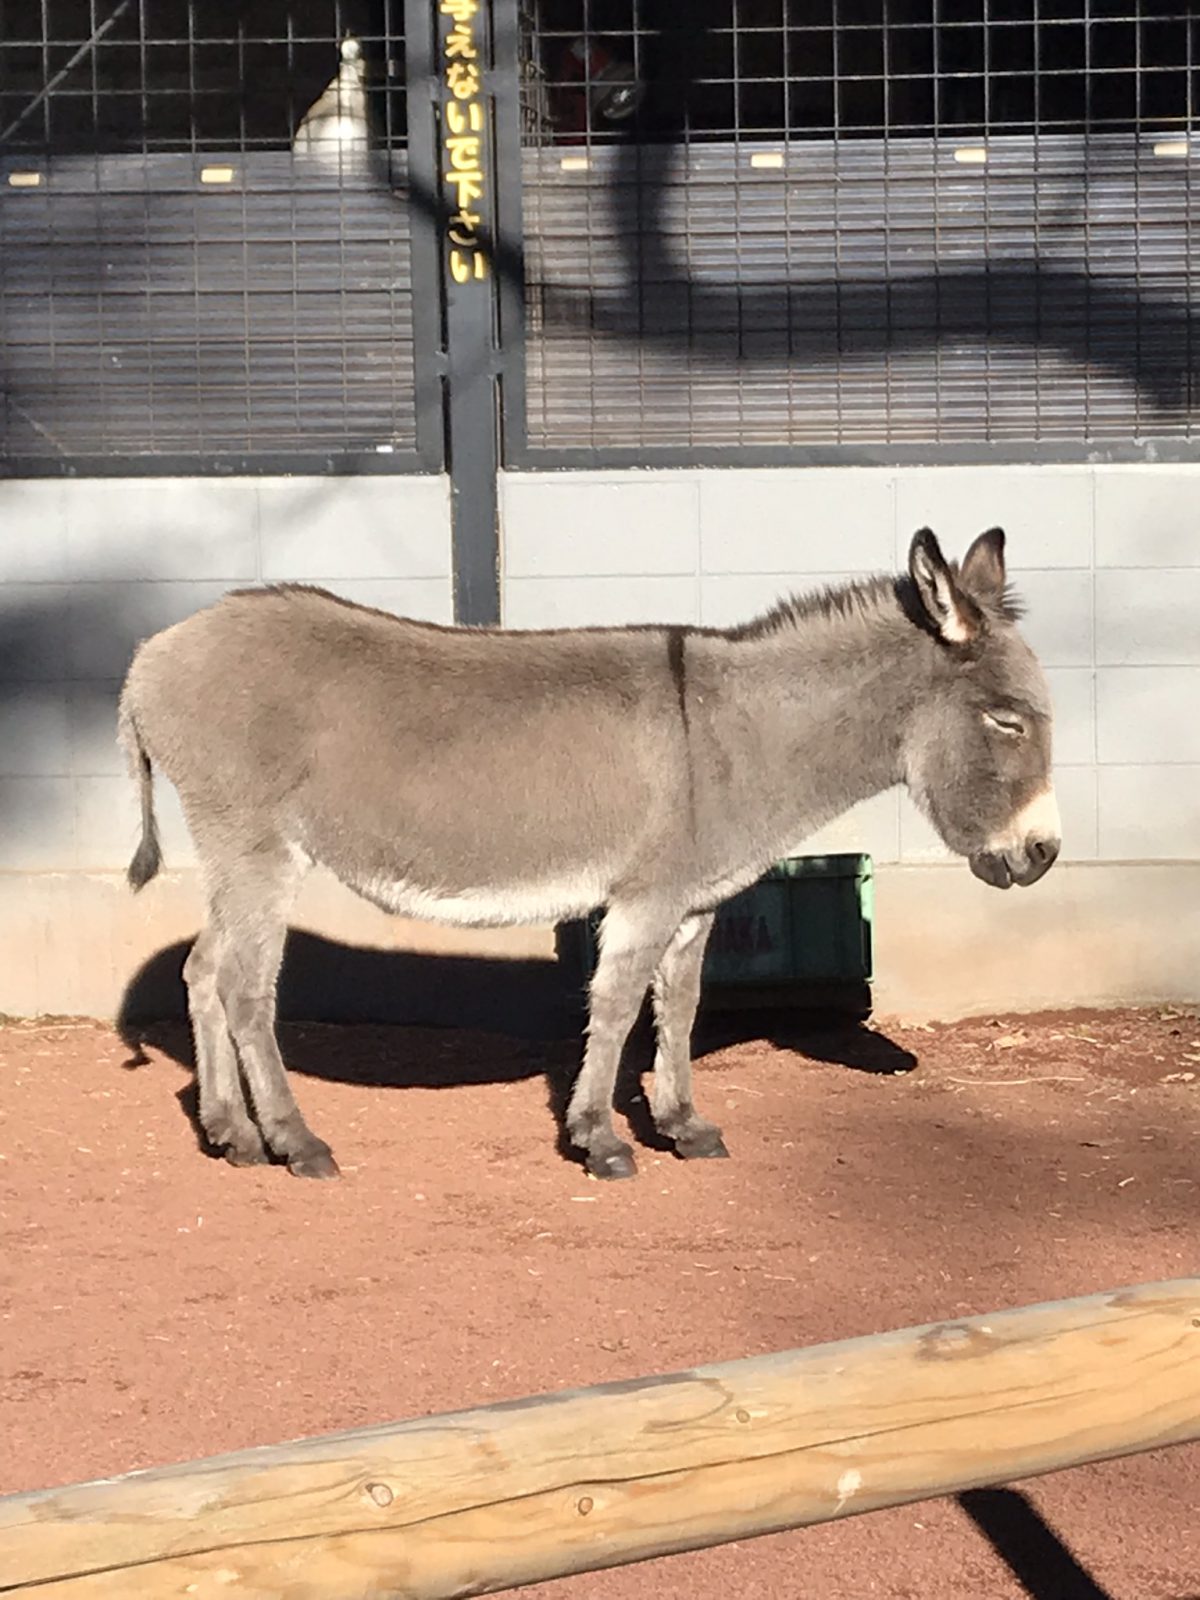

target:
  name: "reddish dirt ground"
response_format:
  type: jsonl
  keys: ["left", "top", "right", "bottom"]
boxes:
{"left": 2, "top": 1005, "right": 1200, "bottom": 1598}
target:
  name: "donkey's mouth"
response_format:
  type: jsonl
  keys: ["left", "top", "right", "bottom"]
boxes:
{"left": 970, "top": 852, "right": 1015, "bottom": 890}
{"left": 969, "top": 843, "right": 1059, "bottom": 890}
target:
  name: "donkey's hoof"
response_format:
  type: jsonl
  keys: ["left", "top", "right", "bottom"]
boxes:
{"left": 224, "top": 1140, "right": 270, "bottom": 1168}
{"left": 586, "top": 1146, "right": 637, "bottom": 1181}
{"left": 288, "top": 1149, "right": 341, "bottom": 1180}
{"left": 676, "top": 1129, "right": 730, "bottom": 1161}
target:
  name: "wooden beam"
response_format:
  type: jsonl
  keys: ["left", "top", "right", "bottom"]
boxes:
{"left": 2, "top": 1277, "right": 1199, "bottom": 1598}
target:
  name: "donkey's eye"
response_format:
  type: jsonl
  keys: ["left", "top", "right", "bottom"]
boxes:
{"left": 983, "top": 709, "right": 1026, "bottom": 737}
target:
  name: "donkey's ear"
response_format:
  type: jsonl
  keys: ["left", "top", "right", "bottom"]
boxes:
{"left": 959, "top": 526, "right": 1007, "bottom": 606}
{"left": 907, "top": 528, "right": 979, "bottom": 645}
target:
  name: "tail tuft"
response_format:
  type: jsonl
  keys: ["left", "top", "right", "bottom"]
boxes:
{"left": 127, "top": 748, "right": 162, "bottom": 892}
{"left": 118, "top": 690, "right": 163, "bottom": 891}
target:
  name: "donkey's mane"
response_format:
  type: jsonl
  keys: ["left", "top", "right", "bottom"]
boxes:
{"left": 725, "top": 575, "right": 904, "bottom": 641}
{"left": 727, "top": 568, "right": 1023, "bottom": 643}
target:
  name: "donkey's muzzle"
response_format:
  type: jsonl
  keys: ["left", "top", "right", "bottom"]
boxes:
{"left": 969, "top": 835, "right": 1060, "bottom": 891}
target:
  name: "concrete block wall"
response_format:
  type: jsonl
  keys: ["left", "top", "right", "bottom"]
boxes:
{"left": 500, "top": 463, "right": 1200, "bottom": 868}
{"left": 2, "top": 459, "right": 1198, "bottom": 1019}
{"left": 0, "top": 475, "right": 452, "bottom": 874}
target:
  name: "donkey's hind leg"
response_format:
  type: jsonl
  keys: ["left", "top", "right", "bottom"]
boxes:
{"left": 567, "top": 902, "right": 677, "bottom": 1181}
{"left": 184, "top": 925, "right": 267, "bottom": 1166}
{"left": 649, "top": 911, "right": 728, "bottom": 1160}
{"left": 208, "top": 844, "right": 338, "bottom": 1180}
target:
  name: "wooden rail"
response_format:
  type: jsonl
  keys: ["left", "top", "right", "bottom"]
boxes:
{"left": 2, "top": 1278, "right": 1199, "bottom": 1598}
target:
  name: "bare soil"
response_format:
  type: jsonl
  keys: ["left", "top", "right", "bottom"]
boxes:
{"left": 2, "top": 1005, "right": 1199, "bottom": 1599}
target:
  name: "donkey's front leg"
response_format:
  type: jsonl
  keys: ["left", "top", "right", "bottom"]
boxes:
{"left": 567, "top": 904, "right": 675, "bottom": 1180}
{"left": 650, "top": 910, "right": 728, "bottom": 1160}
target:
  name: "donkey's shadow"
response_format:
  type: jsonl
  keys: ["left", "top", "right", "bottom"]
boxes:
{"left": 118, "top": 929, "right": 916, "bottom": 1169}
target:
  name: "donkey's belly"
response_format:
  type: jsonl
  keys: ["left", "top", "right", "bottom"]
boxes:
{"left": 345, "top": 868, "right": 611, "bottom": 929}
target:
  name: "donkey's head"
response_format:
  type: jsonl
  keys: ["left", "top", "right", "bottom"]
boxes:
{"left": 900, "top": 527, "right": 1060, "bottom": 890}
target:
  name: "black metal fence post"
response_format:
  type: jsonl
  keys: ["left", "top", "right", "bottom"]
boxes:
{"left": 399, "top": 0, "right": 449, "bottom": 475}
{"left": 491, "top": 0, "right": 529, "bottom": 474}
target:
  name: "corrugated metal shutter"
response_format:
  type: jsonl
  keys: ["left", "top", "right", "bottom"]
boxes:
{"left": 521, "top": 135, "right": 1198, "bottom": 452}
{"left": 0, "top": 152, "right": 420, "bottom": 465}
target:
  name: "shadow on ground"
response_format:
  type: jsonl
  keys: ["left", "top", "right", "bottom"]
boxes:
{"left": 958, "top": 1487, "right": 1200, "bottom": 1600}
{"left": 118, "top": 928, "right": 915, "bottom": 1166}
{"left": 958, "top": 1489, "right": 1116, "bottom": 1600}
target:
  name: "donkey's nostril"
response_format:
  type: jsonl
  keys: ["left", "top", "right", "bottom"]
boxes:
{"left": 1004, "top": 835, "right": 1059, "bottom": 888}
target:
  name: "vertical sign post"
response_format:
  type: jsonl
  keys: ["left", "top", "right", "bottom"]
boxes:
{"left": 437, "top": 0, "right": 501, "bottom": 626}
{"left": 440, "top": 1, "right": 489, "bottom": 285}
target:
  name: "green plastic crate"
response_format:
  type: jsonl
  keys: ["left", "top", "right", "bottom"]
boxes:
{"left": 580, "top": 853, "right": 873, "bottom": 989}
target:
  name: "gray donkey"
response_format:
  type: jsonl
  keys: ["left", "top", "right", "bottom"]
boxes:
{"left": 118, "top": 527, "right": 1059, "bottom": 1181}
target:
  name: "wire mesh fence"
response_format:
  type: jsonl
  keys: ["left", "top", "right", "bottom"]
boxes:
{"left": 521, "top": 0, "right": 1196, "bottom": 144}
{"left": 0, "top": 0, "right": 432, "bottom": 470}
{"left": 514, "top": 1, "right": 1199, "bottom": 458}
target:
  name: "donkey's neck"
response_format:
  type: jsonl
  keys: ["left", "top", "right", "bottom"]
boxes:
{"left": 692, "top": 585, "right": 928, "bottom": 866}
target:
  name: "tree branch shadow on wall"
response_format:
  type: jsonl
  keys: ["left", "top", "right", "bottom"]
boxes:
{"left": 607, "top": 2, "right": 1196, "bottom": 409}
{"left": 521, "top": 0, "right": 1199, "bottom": 417}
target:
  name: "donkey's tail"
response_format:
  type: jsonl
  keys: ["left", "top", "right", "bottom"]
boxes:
{"left": 117, "top": 685, "right": 162, "bottom": 892}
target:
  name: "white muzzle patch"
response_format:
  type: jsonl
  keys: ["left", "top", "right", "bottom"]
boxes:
{"left": 987, "top": 783, "right": 1062, "bottom": 856}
